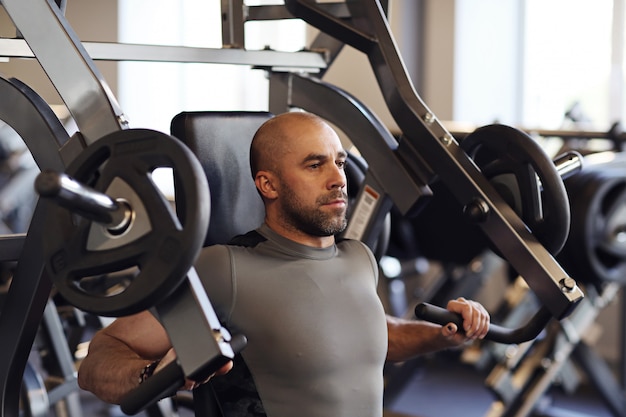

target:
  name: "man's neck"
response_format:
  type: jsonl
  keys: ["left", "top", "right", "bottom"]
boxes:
{"left": 264, "top": 219, "right": 335, "bottom": 248}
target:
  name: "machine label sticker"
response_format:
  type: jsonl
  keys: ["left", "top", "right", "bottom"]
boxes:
{"left": 344, "top": 185, "right": 380, "bottom": 241}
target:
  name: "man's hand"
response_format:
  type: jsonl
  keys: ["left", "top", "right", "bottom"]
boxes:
{"left": 440, "top": 297, "right": 490, "bottom": 345}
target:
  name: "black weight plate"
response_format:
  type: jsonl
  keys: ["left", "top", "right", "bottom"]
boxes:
{"left": 398, "top": 179, "right": 489, "bottom": 264}
{"left": 44, "top": 129, "right": 210, "bottom": 316}
{"left": 461, "top": 124, "right": 570, "bottom": 256}
{"left": 559, "top": 153, "right": 626, "bottom": 285}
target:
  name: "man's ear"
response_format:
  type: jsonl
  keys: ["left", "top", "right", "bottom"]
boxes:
{"left": 255, "top": 171, "right": 278, "bottom": 200}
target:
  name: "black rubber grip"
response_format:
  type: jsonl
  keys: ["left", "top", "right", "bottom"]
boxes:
{"left": 120, "top": 361, "right": 185, "bottom": 415}
{"left": 414, "top": 302, "right": 553, "bottom": 344}
{"left": 120, "top": 334, "right": 247, "bottom": 415}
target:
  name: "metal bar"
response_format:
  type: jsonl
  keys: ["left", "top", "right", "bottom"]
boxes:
{"left": 0, "top": 76, "right": 68, "bottom": 169}
{"left": 0, "top": 73, "right": 69, "bottom": 417}
{"left": 248, "top": 3, "right": 351, "bottom": 21}
{"left": 221, "top": 0, "right": 245, "bottom": 48}
{"left": 155, "top": 268, "right": 236, "bottom": 380}
{"left": 0, "top": 235, "right": 25, "bottom": 262}
{"left": 610, "top": 0, "right": 625, "bottom": 123}
{"left": 0, "top": 38, "right": 327, "bottom": 70}
{"left": 285, "top": 0, "right": 377, "bottom": 53}
{"left": 310, "top": 32, "right": 345, "bottom": 76}
{"left": 42, "top": 300, "right": 78, "bottom": 380}
{"left": 445, "top": 123, "right": 625, "bottom": 141}
{"left": 36, "top": 170, "right": 129, "bottom": 227}
{"left": 553, "top": 151, "right": 583, "bottom": 180}
{"left": 0, "top": 203, "right": 53, "bottom": 417}
{"left": 2, "top": 0, "right": 127, "bottom": 144}
{"left": 248, "top": 4, "right": 298, "bottom": 20}
{"left": 46, "top": 381, "right": 79, "bottom": 407}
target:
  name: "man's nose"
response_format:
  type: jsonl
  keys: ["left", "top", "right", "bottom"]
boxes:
{"left": 328, "top": 165, "right": 346, "bottom": 189}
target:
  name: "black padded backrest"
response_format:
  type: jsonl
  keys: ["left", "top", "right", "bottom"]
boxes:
{"left": 170, "top": 111, "right": 272, "bottom": 246}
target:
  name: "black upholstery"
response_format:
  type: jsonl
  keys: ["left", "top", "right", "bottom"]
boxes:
{"left": 170, "top": 111, "right": 272, "bottom": 246}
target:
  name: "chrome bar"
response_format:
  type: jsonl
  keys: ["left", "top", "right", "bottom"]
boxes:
{"left": 2, "top": 0, "right": 127, "bottom": 144}
{"left": 0, "top": 38, "right": 327, "bottom": 70}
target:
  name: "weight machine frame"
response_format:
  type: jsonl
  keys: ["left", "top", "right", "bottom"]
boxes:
{"left": 0, "top": 1, "right": 588, "bottom": 416}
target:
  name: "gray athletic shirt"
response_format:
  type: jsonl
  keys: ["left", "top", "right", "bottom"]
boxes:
{"left": 195, "top": 223, "right": 388, "bottom": 417}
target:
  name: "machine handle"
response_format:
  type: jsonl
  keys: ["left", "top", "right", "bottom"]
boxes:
{"left": 120, "top": 361, "right": 185, "bottom": 415}
{"left": 415, "top": 303, "right": 552, "bottom": 344}
{"left": 119, "top": 334, "right": 247, "bottom": 415}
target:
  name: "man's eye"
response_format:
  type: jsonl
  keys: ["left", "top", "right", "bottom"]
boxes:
{"left": 309, "top": 163, "right": 320, "bottom": 169}
{"left": 337, "top": 161, "right": 347, "bottom": 169}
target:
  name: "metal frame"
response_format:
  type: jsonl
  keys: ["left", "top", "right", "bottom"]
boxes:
{"left": 0, "top": 74, "right": 68, "bottom": 417}
{"left": 0, "top": 38, "right": 327, "bottom": 69}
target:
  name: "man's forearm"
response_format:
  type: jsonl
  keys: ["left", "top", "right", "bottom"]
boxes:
{"left": 386, "top": 315, "right": 454, "bottom": 362}
{"left": 77, "top": 332, "right": 157, "bottom": 404}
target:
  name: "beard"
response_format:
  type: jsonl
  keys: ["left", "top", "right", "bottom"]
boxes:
{"left": 279, "top": 186, "right": 348, "bottom": 237}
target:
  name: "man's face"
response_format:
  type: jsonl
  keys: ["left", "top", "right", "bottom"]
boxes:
{"left": 274, "top": 122, "right": 348, "bottom": 237}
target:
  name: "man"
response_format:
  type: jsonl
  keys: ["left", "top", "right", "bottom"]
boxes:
{"left": 78, "top": 112, "right": 489, "bottom": 416}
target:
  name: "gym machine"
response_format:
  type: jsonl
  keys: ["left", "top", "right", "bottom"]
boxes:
{"left": 0, "top": 0, "right": 597, "bottom": 415}
{"left": 478, "top": 143, "right": 626, "bottom": 417}
{"left": 273, "top": 0, "right": 583, "bottom": 335}
{"left": 420, "top": 122, "right": 626, "bottom": 417}
{"left": 0, "top": 0, "right": 258, "bottom": 415}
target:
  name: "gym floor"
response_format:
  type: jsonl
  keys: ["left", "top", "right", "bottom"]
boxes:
{"left": 383, "top": 355, "right": 616, "bottom": 417}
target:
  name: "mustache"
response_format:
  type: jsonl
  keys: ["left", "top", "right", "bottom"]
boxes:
{"left": 318, "top": 191, "right": 348, "bottom": 205}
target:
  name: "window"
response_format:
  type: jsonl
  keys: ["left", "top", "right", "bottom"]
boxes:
{"left": 522, "top": 0, "right": 614, "bottom": 129}
{"left": 117, "top": 0, "right": 306, "bottom": 133}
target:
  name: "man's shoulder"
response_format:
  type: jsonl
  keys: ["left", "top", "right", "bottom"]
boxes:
{"left": 336, "top": 237, "right": 371, "bottom": 252}
{"left": 227, "top": 230, "right": 267, "bottom": 248}
{"left": 336, "top": 238, "right": 378, "bottom": 272}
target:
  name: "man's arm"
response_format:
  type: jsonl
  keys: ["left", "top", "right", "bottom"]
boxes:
{"left": 386, "top": 297, "right": 490, "bottom": 362}
{"left": 77, "top": 311, "right": 172, "bottom": 404}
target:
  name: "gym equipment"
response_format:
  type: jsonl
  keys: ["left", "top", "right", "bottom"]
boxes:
{"left": 463, "top": 151, "right": 626, "bottom": 417}
{"left": 32, "top": 127, "right": 242, "bottom": 414}
{"left": 169, "top": 111, "right": 269, "bottom": 248}
{"left": 461, "top": 124, "right": 571, "bottom": 256}
{"left": 449, "top": 120, "right": 626, "bottom": 152}
{"left": 388, "top": 124, "right": 580, "bottom": 266}
{"left": 0, "top": 1, "right": 246, "bottom": 415}
{"left": 558, "top": 152, "right": 626, "bottom": 285}
{"left": 36, "top": 129, "right": 210, "bottom": 317}
{"left": 276, "top": 0, "right": 583, "bottom": 330}
{"left": 482, "top": 282, "right": 622, "bottom": 417}
{"left": 20, "top": 361, "right": 48, "bottom": 417}
{"left": 0, "top": 74, "right": 73, "bottom": 417}
{"left": 0, "top": 0, "right": 597, "bottom": 415}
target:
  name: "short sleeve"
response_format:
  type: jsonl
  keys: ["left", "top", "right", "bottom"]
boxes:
{"left": 194, "top": 245, "right": 235, "bottom": 325}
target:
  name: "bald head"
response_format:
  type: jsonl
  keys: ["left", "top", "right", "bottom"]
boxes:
{"left": 249, "top": 111, "right": 348, "bottom": 245}
{"left": 250, "top": 112, "right": 332, "bottom": 179}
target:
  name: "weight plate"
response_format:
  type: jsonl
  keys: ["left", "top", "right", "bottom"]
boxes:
{"left": 559, "top": 152, "right": 626, "bottom": 285}
{"left": 44, "top": 129, "right": 210, "bottom": 316}
{"left": 461, "top": 124, "right": 570, "bottom": 256}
